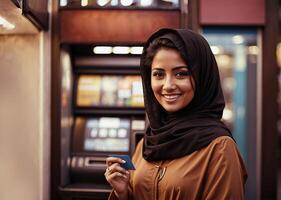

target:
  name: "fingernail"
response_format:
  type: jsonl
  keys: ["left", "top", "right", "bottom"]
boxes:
{"left": 121, "top": 160, "right": 126, "bottom": 163}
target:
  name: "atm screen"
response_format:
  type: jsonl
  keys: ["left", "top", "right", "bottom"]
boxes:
{"left": 84, "top": 117, "right": 130, "bottom": 152}
{"left": 76, "top": 75, "right": 144, "bottom": 107}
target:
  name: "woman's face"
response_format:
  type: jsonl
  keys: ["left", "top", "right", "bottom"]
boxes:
{"left": 151, "top": 48, "right": 195, "bottom": 112}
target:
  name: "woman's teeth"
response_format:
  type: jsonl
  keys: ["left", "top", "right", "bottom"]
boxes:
{"left": 163, "top": 94, "right": 180, "bottom": 101}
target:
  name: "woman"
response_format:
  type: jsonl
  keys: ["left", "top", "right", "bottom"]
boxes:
{"left": 104, "top": 28, "right": 247, "bottom": 200}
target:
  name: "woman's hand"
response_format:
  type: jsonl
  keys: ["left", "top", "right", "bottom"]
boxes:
{"left": 104, "top": 157, "right": 130, "bottom": 199}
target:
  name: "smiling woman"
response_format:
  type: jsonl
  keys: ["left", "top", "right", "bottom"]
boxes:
{"left": 105, "top": 28, "right": 247, "bottom": 200}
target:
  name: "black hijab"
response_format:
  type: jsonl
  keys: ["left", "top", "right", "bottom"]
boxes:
{"left": 140, "top": 28, "right": 233, "bottom": 161}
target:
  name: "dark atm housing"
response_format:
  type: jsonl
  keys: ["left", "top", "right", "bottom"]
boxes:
{"left": 59, "top": 46, "right": 146, "bottom": 199}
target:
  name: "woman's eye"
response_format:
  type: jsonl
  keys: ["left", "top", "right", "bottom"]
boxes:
{"left": 175, "top": 71, "right": 190, "bottom": 78}
{"left": 152, "top": 71, "right": 164, "bottom": 78}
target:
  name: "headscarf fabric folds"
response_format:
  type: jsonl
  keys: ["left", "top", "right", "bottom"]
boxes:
{"left": 140, "top": 28, "right": 233, "bottom": 161}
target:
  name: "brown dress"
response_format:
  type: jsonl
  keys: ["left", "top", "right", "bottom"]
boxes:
{"left": 109, "top": 136, "right": 247, "bottom": 200}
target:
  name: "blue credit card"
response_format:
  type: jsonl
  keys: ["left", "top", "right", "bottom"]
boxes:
{"left": 110, "top": 154, "right": 136, "bottom": 170}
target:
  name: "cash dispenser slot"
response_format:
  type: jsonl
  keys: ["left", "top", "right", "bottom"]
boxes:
{"left": 70, "top": 156, "right": 108, "bottom": 185}
{"left": 85, "top": 157, "right": 106, "bottom": 167}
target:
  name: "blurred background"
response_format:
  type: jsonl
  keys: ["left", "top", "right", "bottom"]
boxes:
{"left": 0, "top": 0, "right": 279, "bottom": 199}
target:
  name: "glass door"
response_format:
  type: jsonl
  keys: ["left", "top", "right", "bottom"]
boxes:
{"left": 203, "top": 27, "right": 259, "bottom": 200}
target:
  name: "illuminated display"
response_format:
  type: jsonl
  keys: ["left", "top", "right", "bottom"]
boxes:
{"left": 84, "top": 117, "right": 130, "bottom": 152}
{"left": 77, "top": 75, "right": 144, "bottom": 107}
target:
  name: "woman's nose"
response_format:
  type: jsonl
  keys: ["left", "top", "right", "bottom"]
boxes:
{"left": 163, "top": 77, "right": 176, "bottom": 91}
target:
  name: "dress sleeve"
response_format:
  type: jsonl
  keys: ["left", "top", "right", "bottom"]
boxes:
{"left": 107, "top": 183, "right": 134, "bottom": 200}
{"left": 202, "top": 137, "right": 247, "bottom": 200}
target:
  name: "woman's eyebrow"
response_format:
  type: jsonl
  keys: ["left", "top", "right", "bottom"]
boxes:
{"left": 151, "top": 68, "right": 164, "bottom": 71}
{"left": 173, "top": 66, "right": 188, "bottom": 70}
{"left": 152, "top": 66, "right": 188, "bottom": 70}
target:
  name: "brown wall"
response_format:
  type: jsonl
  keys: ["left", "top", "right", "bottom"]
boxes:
{"left": 60, "top": 10, "right": 181, "bottom": 44}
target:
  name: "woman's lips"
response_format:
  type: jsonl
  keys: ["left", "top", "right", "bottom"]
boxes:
{"left": 162, "top": 94, "right": 181, "bottom": 102}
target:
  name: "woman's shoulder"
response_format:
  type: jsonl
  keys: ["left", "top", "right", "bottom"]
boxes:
{"left": 204, "top": 136, "right": 245, "bottom": 164}
{"left": 198, "top": 136, "right": 242, "bottom": 160}
{"left": 208, "top": 136, "right": 236, "bottom": 150}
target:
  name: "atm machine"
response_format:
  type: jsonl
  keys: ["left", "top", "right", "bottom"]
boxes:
{"left": 59, "top": 44, "right": 146, "bottom": 200}
{"left": 55, "top": 1, "right": 182, "bottom": 198}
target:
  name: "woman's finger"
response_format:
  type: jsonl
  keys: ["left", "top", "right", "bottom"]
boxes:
{"left": 107, "top": 171, "right": 128, "bottom": 180}
{"left": 107, "top": 163, "right": 128, "bottom": 174}
{"left": 106, "top": 157, "right": 125, "bottom": 167}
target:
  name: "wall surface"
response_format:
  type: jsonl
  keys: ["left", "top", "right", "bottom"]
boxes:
{"left": 0, "top": 34, "right": 50, "bottom": 200}
{"left": 200, "top": 0, "right": 265, "bottom": 25}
